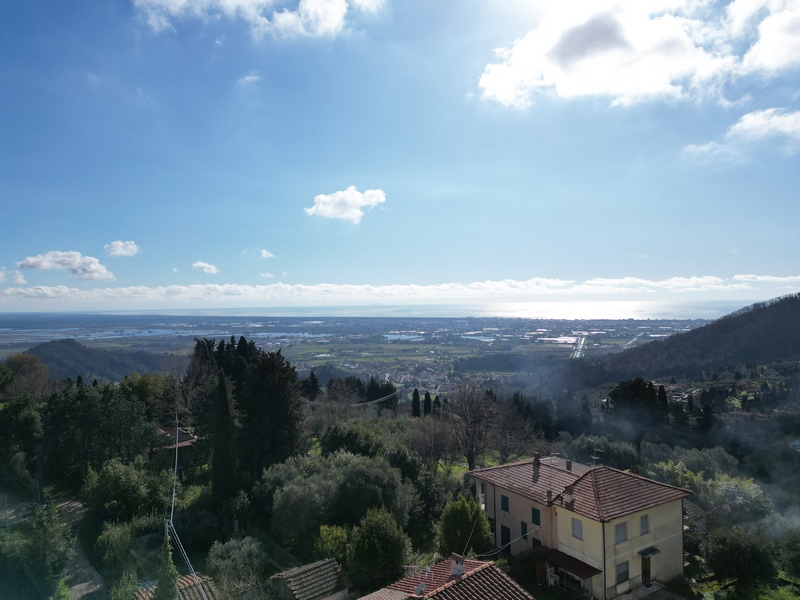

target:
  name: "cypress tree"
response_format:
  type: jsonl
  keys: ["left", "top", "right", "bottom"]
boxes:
{"left": 155, "top": 530, "right": 179, "bottom": 600}
{"left": 411, "top": 388, "right": 420, "bottom": 418}
{"left": 211, "top": 372, "right": 238, "bottom": 508}
{"left": 423, "top": 391, "right": 432, "bottom": 416}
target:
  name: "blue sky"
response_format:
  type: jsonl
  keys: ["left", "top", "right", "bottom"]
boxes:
{"left": 1, "top": 0, "right": 799, "bottom": 315}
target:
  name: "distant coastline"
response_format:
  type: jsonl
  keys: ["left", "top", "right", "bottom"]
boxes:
{"left": 0, "top": 299, "right": 756, "bottom": 321}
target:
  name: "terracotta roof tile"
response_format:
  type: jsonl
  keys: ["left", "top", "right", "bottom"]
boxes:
{"left": 386, "top": 559, "right": 484, "bottom": 595}
{"left": 423, "top": 563, "right": 533, "bottom": 600}
{"left": 359, "top": 559, "right": 533, "bottom": 600}
{"left": 470, "top": 459, "right": 691, "bottom": 522}
{"left": 470, "top": 459, "right": 581, "bottom": 505}
{"left": 271, "top": 558, "right": 347, "bottom": 600}
{"left": 557, "top": 466, "right": 692, "bottom": 521}
{"left": 135, "top": 573, "right": 217, "bottom": 600}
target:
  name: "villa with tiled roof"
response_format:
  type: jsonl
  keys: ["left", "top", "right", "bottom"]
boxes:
{"left": 470, "top": 454, "right": 691, "bottom": 600}
{"left": 359, "top": 554, "right": 534, "bottom": 600}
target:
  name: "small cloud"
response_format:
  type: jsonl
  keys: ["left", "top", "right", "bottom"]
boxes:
{"left": 732, "top": 274, "right": 800, "bottom": 283}
{"left": 215, "top": 36, "right": 224, "bottom": 47}
{"left": 685, "top": 107, "right": 800, "bottom": 161}
{"left": 304, "top": 186, "right": 386, "bottom": 224}
{"left": 726, "top": 108, "right": 800, "bottom": 144}
{"left": 190, "top": 261, "right": 220, "bottom": 275}
{"left": 260, "top": 272, "right": 275, "bottom": 278}
{"left": 12, "top": 270, "right": 26, "bottom": 285}
{"left": 16, "top": 251, "right": 114, "bottom": 281}
{"left": 238, "top": 72, "right": 261, "bottom": 85}
{"left": 260, "top": 249, "right": 274, "bottom": 259}
{"left": 105, "top": 240, "right": 140, "bottom": 257}
{"left": 172, "top": 267, "right": 179, "bottom": 273}
{"left": 134, "top": 0, "right": 385, "bottom": 39}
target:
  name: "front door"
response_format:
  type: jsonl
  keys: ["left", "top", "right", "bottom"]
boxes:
{"left": 642, "top": 556, "right": 651, "bottom": 584}
{"left": 501, "top": 525, "right": 511, "bottom": 550}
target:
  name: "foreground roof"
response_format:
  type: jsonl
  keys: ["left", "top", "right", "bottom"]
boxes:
{"left": 471, "top": 459, "right": 691, "bottom": 521}
{"left": 271, "top": 558, "right": 346, "bottom": 600}
{"left": 135, "top": 573, "right": 217, "bottom": 600}
{"left": 359, "top": 559, "right": 533, "bottom": 600}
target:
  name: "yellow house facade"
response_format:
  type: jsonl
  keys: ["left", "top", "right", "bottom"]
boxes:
{"left": 471, "top": 455, "right": 691, "bottom": 600}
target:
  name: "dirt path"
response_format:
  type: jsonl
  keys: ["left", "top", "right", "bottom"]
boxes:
{"left": 56, "top": 499, "right": 107, "bottom": 600}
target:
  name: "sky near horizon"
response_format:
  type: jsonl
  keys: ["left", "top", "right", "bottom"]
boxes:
{"left": 1, "top": 0, "right": 799, "bottom": 314}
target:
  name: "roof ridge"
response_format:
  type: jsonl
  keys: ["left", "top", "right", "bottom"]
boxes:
{"left": 590, "top": 469, "right": 604, "bottom": 521}
{"left": 595, "top": 465, "right": 694, "bottom": 495}
{"left": 420, "top": 561, "right": 494, "bottom": 598}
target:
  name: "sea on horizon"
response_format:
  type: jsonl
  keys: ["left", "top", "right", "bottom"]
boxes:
{"left": 64, "top": 298, "right": 757, "bottom": 321}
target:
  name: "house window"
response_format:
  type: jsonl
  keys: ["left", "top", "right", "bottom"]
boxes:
{"left": 532, "top": 537, "right": 542, "bottom": 548}
{"left": 501, "top": 525, "right": 511, "bottom": 549}
{"left": 531, "top": 507, "right": 541, "bottom": 526}
{"left": 641, "top": 514, "right": 649, "bottom": 535}
{"left": 501, "top": 495, "right": 509, "bottom": 512}
{"left": 572, "top": 517, "right": 583, "bottom": 540}
{"left": 616, "top": 561, "right": 629, "bottom": 584}
{"left": 521, "top": 521, "right": 528, "bottom": 540}
{"left": 615, "top": 522, "right": 627, "bottom": 544}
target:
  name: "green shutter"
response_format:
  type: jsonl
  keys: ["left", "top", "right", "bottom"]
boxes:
{"left": 501, "top": 495, "right": 509, "bottom": 512}
{"left": 531, "top": 507, "right": 540, "bottom": 525}
{"left": 521, "top": 521, "right": 528, "bottom": 540}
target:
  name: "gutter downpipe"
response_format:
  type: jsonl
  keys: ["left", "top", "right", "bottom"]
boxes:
{"left": 602, "top": 519, "right": 607, "bottom": 600}
{"left": 493, "top": 484, "right": 498, "bottom": 547}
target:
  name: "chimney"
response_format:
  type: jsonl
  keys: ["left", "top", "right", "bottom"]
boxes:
{"left": 564, "top": 485, "right": 574, "bottom": 504}
{"left": 566, "top": 459, "right": 572, "bottom": 471}
{"left": 546, "top": 490, "right": 552, "bottom": 506}
{"left": 450, "top": 553, "right": 465, "bottom": 577}
{"left": 533, "top": 452, "right": 540, "bottom": 465}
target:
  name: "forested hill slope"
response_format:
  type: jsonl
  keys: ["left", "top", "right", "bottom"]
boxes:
{"left": 601, "top": 294, "right": 800, "bottom": 379}
{"left": 28, "top": 339, "right": 183, "bottom": 382}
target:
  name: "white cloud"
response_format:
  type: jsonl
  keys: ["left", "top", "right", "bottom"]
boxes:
{"left": 304, "top": 186, "right": 386, "bottom": 223}
{"left": 726, "top": 108, "right": 800, "bottom": 142}
{"left": 260, "top": 272, "right": 275, "bottom": 278}
{"left": 685, "top": 107, "right": 800, "bottom": 157}
{"left": 15, "top": 251, "right": 115, "bottom": 281}
{"left": 2, "top": 274, "right": 797, "bottom": 310}
{"left": 478, "top": 0, "right": 799, "bottom": 108}
{"left": 133, "top": 0, "right": 383, "bottom": 39}
{"left": 681, "top": 140, "right": 739, "bottom": 161}
{"left": 733, "top": 274, "right": 800, "bottom": 282}
{"left": 12, "top": 271, "right": 26, "bottom": 285}
{"left": 105, "top": 240, "right": 140, "bottom": 257}
{"left": 741, "top": 6, "right": 800, "bottom": 73}
{"left": 190, "top": 261, "right": 220, "bottom": 274}
{"left": 260, "top": 249, "right": 275, "bottom": 258}
{"left": 238, "top": 72, "right": 261, "bottom": 84}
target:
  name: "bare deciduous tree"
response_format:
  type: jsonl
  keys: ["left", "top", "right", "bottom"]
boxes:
{"left": 447, "top": 380, "right": 497, "bottom": 471}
